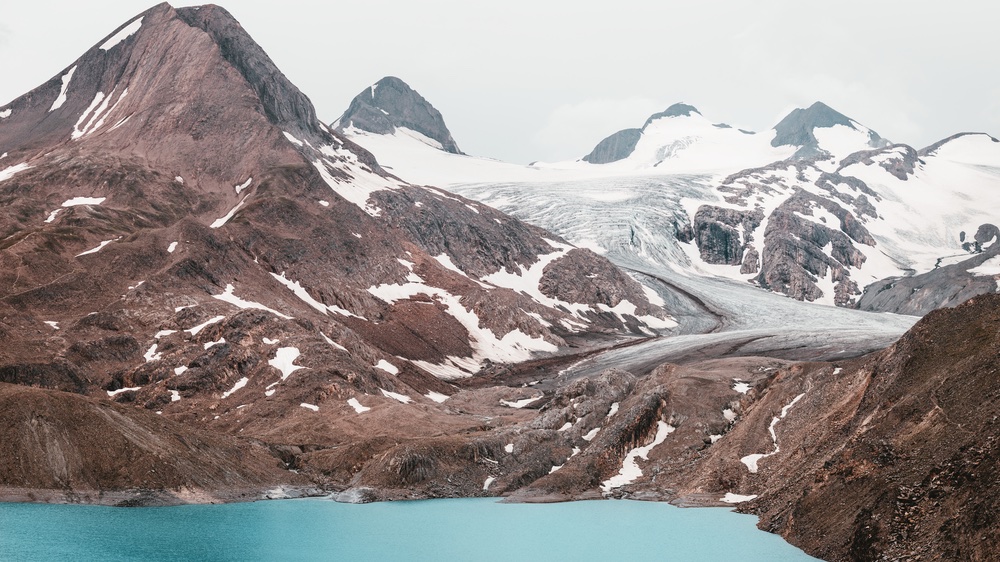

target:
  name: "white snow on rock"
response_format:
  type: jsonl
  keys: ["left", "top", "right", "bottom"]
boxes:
{"left": 72, "top": 88, "right": 128, "bottom": 140}
{"left": 723, "top": 408, "right": 737, "bottom": 422}
{"left": 504, "top": 443, "right": 514, "bottom": 453}
{"left": 733, "top": 381, "right": 751, "bottom": 394}
{"left": 969, "top": 256, "right": 1000, "bottom": 276}
{"left": 0, "top": 109, "right": 10, "bottom": 119}
{"left": 107, "top": 386, "right": 141, "bottom": 397}
{"left": 558, "top": 422, "right": 573, "bottom": 432}
{"left": 318, "top": 200, "right": 329, "bottom": 207}
{"left": 0, "top": 163, "right": 32, "bottom": 183}
{"left": 606, "top": 402, "right": 620, "bottom": 418}
{"left": 282, "top": 131, "right": 304, "bottom": 147}
{"left": 320, "top": 332, "right": 347, "bottom": 351}
{"left": 367, "top": 277, "right": 557, "bottom": 377}
{"left": 175, "top": 176, "right": 184, "bottom": 184}
{"left": 235, "top": 177, "right": 252, "bottom": 194}
{"left": 169, "top": 390, "right": 181, "bottom": 402}
{"left": 310, "top": 150, "right": 401, "bottom": 217}
{"left": 203, "top": 337, "right": 226, "bottom": 350}
{"left": 425, "top": 391, "right": 449, "bottom": 403}
{"left": 185, "top": 315, "right": 225, "bottom": 336}
{"left": 173, "top": 366, "right": 188, "bottom": 376}
{"left": 262, "top": 337, "right": 279, "bottom": 345}
{"left": 380, "top": 388, "right": 413, "bottom": 404}
{"left": 300, "top": 402, "right": 319, "bottom": 412}
{"left": 269, "top": 347, "right": 304, "bottom": 381}
{"left": 49, "top": 66, "right": 76, "bottom": 111}
{"left": 76, "top": 237, "right": 120, "bottom": 257}
{"left": 167, "top": 241, "right": 178, "bottom": 253}
{"left": 221, "top": 377, "right": 249, "bottom": 399}
{"left": 44, "top": 210, "right": 61, "bottom": 223}
{"left": 500, "top": 395, "right": 542, "bottom": 408}
{"left": 549, "top": 464, "right": 563, "bottom": 474}
{"left": 582, "top": 427, "right": 601, "bottom": 441}
{"left": 143, "top": 344, "right": 161, "bottom": 362}
{"left": 270, "top": 272, "right": 363, "bottom": 318}
{"left": 62, "top": 196, "right": 107, "bottom": 207}
{"left": 43, "top": 321, "right": 59, "bottom": 330}
{"left": 740, "top": 393, "right": 806, "bottom": 473}
{"left": 720, "top": 493, "right": 758, "bottom": 504}
{"left": 348, "top": 398, "right": 370, "bottom": 414}
{"left": 601, "top": 421, "right": 675, "bottom": 492}
{"left": 483, "top": 477, "right": 496, "bottom": 491}
{"left": 213, "top": 284, "right": 292, "bottom": 319}
{"left": 374, "top": 360, "right": 399, "bottom": 374}
{"left": 99, "top": 17, "right": 143, "bottom": 50}
{"left": 210, "top": 195, "right": 249, "bottom": 228}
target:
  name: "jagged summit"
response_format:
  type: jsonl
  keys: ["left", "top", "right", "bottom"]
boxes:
{"left": 642, "top": 103, "right": 701, "bottom": 126}
{"left": 771, "top": 101, "right": 889, "bottom": 158}
{"left": 334, "top": 76, "right": 462, "bottom": 154}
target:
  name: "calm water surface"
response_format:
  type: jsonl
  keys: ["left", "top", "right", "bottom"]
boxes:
{"left": 0, "top": 497, "right": 818, "bottom": 561}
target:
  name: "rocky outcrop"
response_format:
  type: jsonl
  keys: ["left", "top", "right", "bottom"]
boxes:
{"left": 334, "top": 76, "right": 462, "bottom": 154}
{"left": 857, "top": 225, "right": 1000, "bottom": 315}
{"left": 692, "top": 206, "right": 764, "bottom": 265}
{"left": 582, "top": 128, "right": 642, "bottom": 164}
{"left": 771, "top": 101, "right": 888, "bottom": 158}
{"left": 0, "top": 382, "right": 305, "bottom": 505}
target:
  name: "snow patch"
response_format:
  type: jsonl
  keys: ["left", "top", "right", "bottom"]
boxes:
{"left": 76, "top": 237, "right": 120, "bottom": 257}
{"left": 300, "top": 403, "right": 319, "bottom": 412}
{"left": 99, "top": 17, "right": 143, "bottom": 50}
{"left": 483, "top": 477, "right": 495, "bottom": 491}
{"left": 582, "top": 427, "right": 601, "bottom": 441}
{"left": 155, "top": 330, "right": 177, "bottom": 339}
{"left": 606, "top": 402, "right": 620, "bottom": 418}
{"left": 720, "top": 493, "right": 758, "bottom": 504}
{"left": 969, "top": 256, "right": 1000, "bottom": 276}
{"left": 425, "top": 391, "right": 449, "bottom": 403}
{"left": 500, "top": 395, "right": 542, "bottom": 408}
{"left": 63, "top": 196, "right": 106, "bottom": 207}
{"left": 221, "top": 377, "right": 249, "bottom": 399}
{"left": 601, "top": 421, "right": 675, "bottom": 492}
{"left": 740, "top": 393, "right": 805, "bottom": 473}
{"left": 374, "top": 360, "right": 399, "bottom": 374}
{"left": 173, "top": 366, "right": 188, "bottom": 376}
{"left": 210, "top": 195, "right": 249, "bottom": 228}
{"left": 733, "top": 381, "right": 751, "bottom": 394}
{"left": 107, "top": 386, "right": 141, "bottom": 397}
{"left": 143, "top": 344, "right": 161, "bottom": 362}
{"left": 504, "top": 444, "right": 514, "bottom": 453}
{"left": 203, "top": 337, "right": 226, "bottom": 350}
{"left": 270, "top": 272, "right": 363, "bottom": 318}
{"left": 185, "top": 315, "right": 224, "bottom": 336}
{"left": 49, "top": 66, "right": 76, "bottom": 111}
{"left": 269, "top": 347, "right": 304, "bottom": 381}
{"left": 235, "top": 177, "right": 252, "bottom": 194}
{"left": 348, "top": 398, "right": 370, "bottom": 413}
{"left": 43, "top": 321, "right": 59, "bottom": 330}
{"left": 380, "top": 388, "right": 413, "bottom": 404}
{"left": 213, "top": 284, "right": 292, "bottom": 319}
{"left": 0, "top": 163, "right": 32, "bottom": 183}
{"left": 167, "top": 241, "right": 178, "bottom": 253}
{"left": 169, "top": 390, "right": 181, "bottom": 402}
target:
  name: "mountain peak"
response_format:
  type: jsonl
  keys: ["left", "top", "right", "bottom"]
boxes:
{"left": 334, "top": 76, "right": 462, "bottom": 154}
{"left": 772, "top": 101, "right": 887, "bottom": 158}
{"left": 642, "top": 103, "right": 701, "bottom": 128}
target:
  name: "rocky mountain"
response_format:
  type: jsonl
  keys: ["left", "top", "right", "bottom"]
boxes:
{"left": 682, "top": 133, "right": 1000, "bottom": 307}
{"left": 334, "top": 76, "right": 462, "bottom": 154}
{"left": 0, "top": 2, "right": 670, "bottom": 501}
{"left": 577, "top": 101, "right": 887, "bottom": 173}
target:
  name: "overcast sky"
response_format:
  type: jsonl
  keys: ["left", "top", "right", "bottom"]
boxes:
{"left": 2, "top": 1, "right": 998, "bottom": 163}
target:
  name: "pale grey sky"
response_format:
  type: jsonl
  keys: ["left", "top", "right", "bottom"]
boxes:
{"left": 2, "top": 1, "right": 998, "bottom": 163}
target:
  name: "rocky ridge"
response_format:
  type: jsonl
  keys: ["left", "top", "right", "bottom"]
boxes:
{"left": 0, "top": 2, "right": 670, "bottom": 502}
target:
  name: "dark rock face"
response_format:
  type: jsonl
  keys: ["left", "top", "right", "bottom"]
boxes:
{"left": 642, "top": 102, "right": 701, "bottom": 127}
{"left": 582, "top": 128, "right": 642, "bottom": 164}
{"left": 857, "top": 230, "right": 1000, "bottom": 315}
{"left": 838, "top": 144, "right": 920, "bottom": 181}
{"left": 334, "top": 76, "right": 462, "bottom": 154}
{"left": 771, "top": 101, "right": 888, "bottom": 158}
{"left": 580, "top": 103, "right": 701, "bottom": 164}
{"left": 693, "top": 206, "right": 764, "bottom": 265}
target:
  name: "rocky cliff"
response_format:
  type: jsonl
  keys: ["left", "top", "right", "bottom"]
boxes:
{"left": 334, "top": 76, "right": 462, "bottom": 154}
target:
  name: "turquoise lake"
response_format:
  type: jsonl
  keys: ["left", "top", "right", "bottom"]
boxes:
{"left": 0, "top": 497, "right": 819, "bottom": 561}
